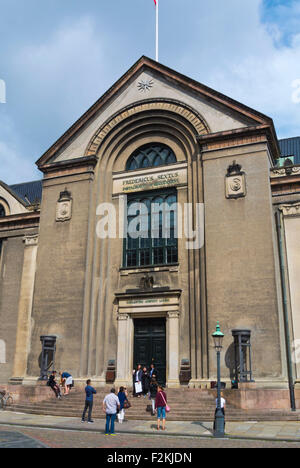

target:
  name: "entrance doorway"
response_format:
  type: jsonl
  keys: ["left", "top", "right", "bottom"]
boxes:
{"left": 134, "top": 317, "right": 166, "bottom": 384}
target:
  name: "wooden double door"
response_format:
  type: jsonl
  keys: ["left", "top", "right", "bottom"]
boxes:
{"left": 134, "top": 317, "right": 166, "bottom": 384}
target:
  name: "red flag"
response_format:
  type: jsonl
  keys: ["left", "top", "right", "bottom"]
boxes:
{"left": 154, "top": 0, "right": 157, "bottom": 5}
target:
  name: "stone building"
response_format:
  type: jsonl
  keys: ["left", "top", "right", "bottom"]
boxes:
{"left": 0, "top": 57, "right": 300, "bottom": 396}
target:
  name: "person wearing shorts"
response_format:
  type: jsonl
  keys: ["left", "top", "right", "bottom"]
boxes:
{"left": 60, "top": 371, "right": 73, "bottom": 395}
{"left": 155, "top": 385, "right": 167, "bottom": 431}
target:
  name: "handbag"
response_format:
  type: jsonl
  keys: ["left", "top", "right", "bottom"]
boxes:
{"left": 160, "top": 392, "right": 170, "bottom": 413}
{"left": 124, "top": 400, "right": 131, "bottom": 409}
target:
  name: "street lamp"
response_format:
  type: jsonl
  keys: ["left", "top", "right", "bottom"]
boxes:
{"left": 212, "top": 322, "right": 225, "bottom": 438}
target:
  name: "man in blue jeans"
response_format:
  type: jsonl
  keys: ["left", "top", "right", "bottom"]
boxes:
{"left": 82, "top": 379, "right": 97, "bottom": 424}
{"left": 103, "top": 388, "right": 120, "bottom": 435}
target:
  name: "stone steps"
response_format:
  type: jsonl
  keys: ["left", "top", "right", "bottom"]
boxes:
{"left": 7, "top": 389, "right": 300, "bottom": 422}
{"left": 7, "top": 406, "right": 300, "bottom": 422}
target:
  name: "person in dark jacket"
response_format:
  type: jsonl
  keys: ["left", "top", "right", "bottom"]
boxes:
{"left": 142, "top": 367, "right": 150, "bottom": 398}
{"left": 149, "top": 362, "right": 158, "bottom": 380}
{"left": 149, "top": 377, "right": 158, "bottom": 415}
{"left": 155, "top": 386, "right": 168, "bottom": 431}
{"left": 82, "top": 379, "right": 97, "bottom": 423}
{"left": 117, "top": 386, "right": 129, "bottom": 423}
{"left": 47, "top": 371, "right": 61, "bottom": 399}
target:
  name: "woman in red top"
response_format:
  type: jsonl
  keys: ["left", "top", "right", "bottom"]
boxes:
{"left": 155, "top": 386, "right": 167, "bottom": 431}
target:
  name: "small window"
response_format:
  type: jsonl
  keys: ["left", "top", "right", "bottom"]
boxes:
{"left": 126, "top": 144, "right": 177, "bottom": 171}
{"left": 0, "top": 204, "right": 6, "bottom": 217}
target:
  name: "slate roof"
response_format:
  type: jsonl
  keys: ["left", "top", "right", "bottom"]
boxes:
{"left": 279, "top": 136, "right": 300, "bottom": 164}
{"left": 9, "top": 180, "right": 42, "bottom": 205}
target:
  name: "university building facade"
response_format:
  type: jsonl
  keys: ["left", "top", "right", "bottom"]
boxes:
{"left": 1, "top": 57, "right": 300, "bottom": 396}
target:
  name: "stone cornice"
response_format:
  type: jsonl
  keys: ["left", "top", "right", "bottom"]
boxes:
{"left": 270, "top": 165, "right": 300, "bottom": 195}
{"left": 270, "top": 165, "right": 300, "bottom": 178}
{"left": 0, "top": 212, "right": 40, "bottom": 231}
{"left": 197, "top": 125, "right": 279, "bottom": 162}
{"left": 39, "top": 155, "right": 99, "bottom": 178}
{"left": 115, "top": 289, "right": 182, "bottom": 299}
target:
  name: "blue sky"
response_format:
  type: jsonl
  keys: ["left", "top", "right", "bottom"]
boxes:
{"left": 0, "top": 0, "right": 300, "bottom": 183}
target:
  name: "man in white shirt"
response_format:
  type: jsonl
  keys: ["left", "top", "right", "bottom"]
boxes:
{"left": 103, "top": 388, "right": 120, "bottom": 435}
{"left": 214, "top": 392, "right": 226, "bottom": 432}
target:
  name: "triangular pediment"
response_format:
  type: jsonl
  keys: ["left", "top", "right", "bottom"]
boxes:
{"left": 37, "top": 56, "right": 279, "bottom": 167}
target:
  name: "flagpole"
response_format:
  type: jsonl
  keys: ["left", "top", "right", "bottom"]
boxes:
{"left": 156, "top": 0, "right": 159, "bottom": 62}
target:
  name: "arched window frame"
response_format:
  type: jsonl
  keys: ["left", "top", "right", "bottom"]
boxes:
{"left": 0, "top": 203, "right": 6, "bottom": 217}
{"left": 126, "top": 144, "right": 177, "bottom": 172}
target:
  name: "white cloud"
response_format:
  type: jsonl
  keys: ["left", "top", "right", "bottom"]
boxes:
{"left": 13, "top": 16, "right": 108, "bottom": 123}
{"left": 176, "top": 0, "right": 300, "bottom": 138}
{"left": 0, "top": 114, "right": 39, "bottom": 184}
{"left": 1, "top": 15, "right": 110, "bottom": 184}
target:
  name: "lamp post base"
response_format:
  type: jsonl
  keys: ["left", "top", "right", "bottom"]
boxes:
{"left": 214, "top": 409, "right": 225, "bottom": 438}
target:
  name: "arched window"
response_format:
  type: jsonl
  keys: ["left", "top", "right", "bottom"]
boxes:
{"left": 126, "top": 144, "right": 177, "bottom": 171}
{"left": 0, "top": 204, "right": 6, "bottom": 217}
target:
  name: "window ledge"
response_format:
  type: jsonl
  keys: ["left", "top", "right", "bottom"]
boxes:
{"left": 120, "top": 264, "right": 179, "bottom": 276}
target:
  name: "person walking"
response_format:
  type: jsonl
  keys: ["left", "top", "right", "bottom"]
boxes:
{"left": 103, "top": 388, "right": 120, "bottom": 435}
{"left": 142, "top": 367, "right": 150, "bottom": 399}
{"left": 133, "top": 364, "right": 143, "bottom": 398}
{"left": 155, "top": 385, "right": 168, "bottom": 431}
{"left": 47, "top": 371, "right": 61, "bottom": 399}
{"left": 117, "top": 386, "right": 129, "bottom": 424}
{"left": 149, "top": 376, "right": 158, "bottom": 416}
{"left": 81, "top": 379, "right": 97, "bottom": 424}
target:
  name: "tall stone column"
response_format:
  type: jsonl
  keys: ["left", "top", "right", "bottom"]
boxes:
{"left": 11, "top": 234, "right": 38, "bottom": 383}
{"left": 115, "top": 314, "right": 133, "bottom": 387}
{"left": 167, "top": 311, "right": 180, "bottom": 388}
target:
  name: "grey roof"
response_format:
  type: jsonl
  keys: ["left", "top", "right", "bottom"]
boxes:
{"left": 9, "top": 180, "right": 42, "bottom": 205}
{"left": 279, "top": 137, "right": 300, "bottom": 164}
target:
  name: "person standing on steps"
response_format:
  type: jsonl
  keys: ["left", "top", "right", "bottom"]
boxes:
{"left": 133, "top": 364, "right": 143, "bottom": 398}
{"left": 103, "top": 388, "right": 120, "bottom": 435}
{"left": 117, "top": 386, "right": 129, "bottom": 424}
{"left": 142, "top": 367, "right": 150, "bottom": 399}
{"left": 81, "top": 379, "right": 97, "bottom": 424}
{"left": 155, "top": 385, "right": 168, "bottom": 431}
{"left": 149, "top": 376, "right": 158, "bottom": 416}
{"left": 149, "top": 362, "right": 158, "bottom": 381}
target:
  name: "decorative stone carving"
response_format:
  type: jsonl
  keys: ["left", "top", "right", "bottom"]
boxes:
{"left": 24, "top": 234, "right": 39, "bottom": 247}
{"left": 139, "top": 274, "right": 154, "bottom": 290}
{"left": 280, "top": 203, "right": 300, "bottom": 217}
{"left": 118, "top": 314, "right": 129, "bottom": 321}
{"left": 137, "top": 79, "right": 154, "bottom": 92}
{"left": 167, "top": 311, "right": 180, "bottom": 319}
{"left": 271, "top": 166, "right": 300, "bottom": 178}
{"left": 56, "top": 189, "right": 72, "bottom": 222}
{"left": 225, "top": 161, "right": 246, "bottom": 199}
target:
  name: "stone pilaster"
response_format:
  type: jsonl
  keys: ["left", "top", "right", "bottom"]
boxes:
{"left": 10, "top": 234, "right": 38, "bottom": 384}
{"left": 167, "top": 311, "right": 180, "bottom": 388}
{"left": 114, "top": 314, "right": 134, "bottom": 387}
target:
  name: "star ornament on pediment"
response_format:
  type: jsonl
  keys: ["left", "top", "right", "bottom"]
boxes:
{"left": 137, "top": 79, "right": 154, "bottom": 93}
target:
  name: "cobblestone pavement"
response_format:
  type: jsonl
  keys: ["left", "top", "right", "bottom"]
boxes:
{"left": 0, "top": 430, "right": 48, "bottom": 448}
{"left": 0, "top": 425, "right": 299, "bottom": 448}
{"left": 1, "top": 411, "right": 300, "bottom": 442}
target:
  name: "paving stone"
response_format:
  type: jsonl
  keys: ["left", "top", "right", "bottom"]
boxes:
{"left": 0, "top": 430, "right": 48, "bottom": 448}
